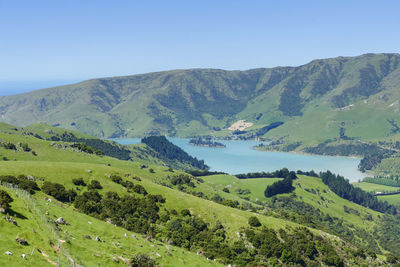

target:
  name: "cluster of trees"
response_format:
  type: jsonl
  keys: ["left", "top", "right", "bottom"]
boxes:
{"left": 42, "top": 182, "right": 77, "bottom": 202}
{"left": 266, "top": 195, "right": 382, "bottom": 254}
{"left": 71, "top": 143, "right": 103, "bottom": 155}
{"left": 48, "top": 131, "right": 132, "bottom": 160}
{"left": 264, "top": 177, "right": 295, "bottom": 197}
{"left": 0, "top": 142, "right": 17, "bottom": 150}
{"left": 320, "top": 171, "right": 397, "bottom": 214}
{"left": 302, "top": 140, "right": 395, "bottom": 172}
{"left": 256, "top": 121, "right": 284, "bottom": 136}
{"left": 0, "top": 175, "right": 40, "bottom": 194}
{"left": 237, "top": 168, "right": 297, "bottom": 179}
{"left": 169, "top": 174, "right": 195, "bottom": 188}
{"left": 142, "top": 136, "right": 208, "bottom": 170}
{"left": 246, "top": 227, "right": 343, "bottom": 266}
{"left": 187, "top": 170, "right": 226, "bottom": 176}
{"left": 189, "top": 138, "right": 226, "bottom": 148}
{"left": 363, "top": 177, "right": 400, "bottom": 187}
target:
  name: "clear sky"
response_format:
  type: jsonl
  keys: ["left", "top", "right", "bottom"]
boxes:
{"left": 0, "top": 0, "right": 399, "bottom": 94}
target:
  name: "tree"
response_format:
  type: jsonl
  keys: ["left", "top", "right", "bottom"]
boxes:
{"left": 0, "top": 190, "right": 13, "bottom": 211}
{"left": 129, "top": 253, "right": 156, "bottom": 267}
{"left": 88, "top": 180, "right": 102, "bottom": 190}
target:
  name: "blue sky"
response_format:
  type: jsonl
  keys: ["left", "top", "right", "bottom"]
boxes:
{"left": 0, "top": 0, "right": 399, "bottom": 94}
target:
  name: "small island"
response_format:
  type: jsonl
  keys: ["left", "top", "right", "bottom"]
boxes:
{"left": 189, "top": 138, "right": 226, "bottom": 148}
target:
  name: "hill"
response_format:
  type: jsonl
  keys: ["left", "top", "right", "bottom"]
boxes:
{"left": 1, "top": 53, "right": 400, "bottom": 144}
{"left": 1, "top": 123, "right": 400, "bottom": 265}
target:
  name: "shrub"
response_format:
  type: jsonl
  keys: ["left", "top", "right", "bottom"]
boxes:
{"left": 180, "top": 209, "right": 191, "bottom": 217}
{"left": 0, "top": 175, "right": 39, "bottom": 194}
{"left": 42, "top": 182, "right": 77, "bottom": 202}
{"left": 222, "top": 188, "right": 230, "bottom": 193}
{"left": 129, "top": 253, "right": 156, "bottom": 267}
{"left": 110, "top": 174, "right": 123, "bottom": 184}
{"left": 248, "top": 216, "right": 261, "bottom": 227}
{"left": 133, "top": 184, "right": 147, "bottom": 195}
{"left": 0, "top": 189, "right": 13, "bottom": 211}
{"left": 88, "top": 180, "right": 102, "bottom": 190}
{"left": 72, "top": 178, "right": 86, "bottom": 186}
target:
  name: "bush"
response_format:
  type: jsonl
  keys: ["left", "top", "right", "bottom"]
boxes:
{"left": 110, "top": 174, "right": 123, "bottom": 184}
{"left": 42, "top": 182, "right": 77, "bottom": 202}
{"left": 180, "top": 209, "right": 191, "bottom": 217}
{"left": 72, "top": 178, "right": 86, "bottom": 186}
{"left": 88, "top": 180, "right": 102, "bottom": 190}
{"left": 0, "top": 175, "right": 39, "bottom": 194}
{"left": 133, "top": 184, "right": 147, "bottom": 195}
{"left": 248, "top": 216, "right": 261, "bottom": 227}
{"left": 0, "top": 190, "right": 13, "bottom": 211}
{"left": 129, "top": 253, "right": 156, "bottom": 267}
{"left": 222, "top": 187, "right": 230, "bottom": 193}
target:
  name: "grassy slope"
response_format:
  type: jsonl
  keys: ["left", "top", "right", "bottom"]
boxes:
{"left": 200, "top": 174, "right": 380, "bottom": 230}
{"left": 0, "top": 123, "right": 308, "bottom": 266}
{"left": 0, "top": 123, "right": 396, "bottom": 265}
{"left": 0, "top": 185, "right": 222, "bottom": 267}
{"left": 354, "top": 182, "right": 400, "bottom": 205}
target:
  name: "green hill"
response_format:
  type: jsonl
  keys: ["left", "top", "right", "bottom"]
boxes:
{"left": 1, "top": 123, "right": 400, "bottom": 265}
{"left": 1, "top": 53, "right": 400, "bottom": 144}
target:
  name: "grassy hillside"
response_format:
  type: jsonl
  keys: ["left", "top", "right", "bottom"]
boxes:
{"left": 1, "top": 54, "right": 400, "bottom": 144}
{"left": 1, "top": 123, "right": 399, "bottom": 265}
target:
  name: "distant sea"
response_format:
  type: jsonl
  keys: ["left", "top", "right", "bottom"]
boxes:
{"left": 0, "top": 80, "right": 81, "bottom": 96}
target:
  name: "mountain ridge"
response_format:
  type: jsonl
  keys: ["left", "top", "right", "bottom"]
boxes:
{"left": 1, "top": 53, "right": 400, "bottom": 140}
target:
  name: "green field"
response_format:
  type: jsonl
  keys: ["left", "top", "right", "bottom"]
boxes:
{"left": 353, "top": 182, "right": 400, "bottom": 193}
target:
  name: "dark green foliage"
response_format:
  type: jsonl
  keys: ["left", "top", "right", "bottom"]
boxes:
{"left": 42, "top": 181, "right": 76, "bottom": 202}
{"left": 331, "top": 64, "right": 384, "bottom": 108}
{"left": 320, "top": 171, "right": 396, "bottom": 214}
{"left": 110, "top": 174, "right": 123, "bottom": 184}
{"left": 2, "top": 142, "right": 16, "bottom": 150}
{"left": 302, "top": 140, "right": 395, "bottom": 172}
{"left": 248, "top": 216, "right": 261, "bottom": 227}
{"left": 264, "top": 177, "right": 295, "bottom": 197}
{"left": 222, "top": 187, "right": 230, "bottom": 193}
{"left": 267, "top": 195, "right": 382, "bottom": 253}
{"left": 74, "top": 191, "right": 103, "bottom": 215}
{"left": 256, "top": 121, "right": 284, "bottom": 136}
{"left": 180, "top": 209, "right": 190, "bottom": 217}
{"left": 48, "top": 131, "right": 131, "bottom": 160}
{"left": 72, "top": 178, "right": 86, "bottom": 186}
{"left": 0, "top": 189, "right": 13, "bottom": 211}
{"left": 187, "top": 170, "right": 226, "bottom": 176}
{"left": 189, "top": 138, "right": 226, "bottom": 148}
{"left": 129, "top": 254, "right": 156, "bottom": 267}
{"left": 71, "top": 143, "right": 103, "bottom": 155}
{"left": 142, "top": 136, "right": 208, "bottom": 170}
{"left": 236, "top": 168, "right": 296, "bottom": 179}
{"left": 0, "top": 175, "right": 40, "bottom": 194}
{"left": 363, "top": 177, "right": 400, "bottom": 187}
{"left": 21, "top": 143, "right": 31, "bottom": 152}
{"left": 169, "top": 174, "right": 194, "bottom": 187}
{"left": 279, "top": 74, "right": 305, "bottom": 116}
{"left": 132, "top": 184, "right": 147, "bottom": 195}
{"left": 87, "top": 180, "right": 102, "bottom": 190}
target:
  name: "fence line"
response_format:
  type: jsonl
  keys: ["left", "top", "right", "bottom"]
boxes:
{"left": 1, "top": 182, "right": 77, "bottom": 266}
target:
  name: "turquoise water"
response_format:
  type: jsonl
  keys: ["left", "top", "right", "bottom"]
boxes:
{"left": 113, "top": 138, "right": 366, "bottom": 182}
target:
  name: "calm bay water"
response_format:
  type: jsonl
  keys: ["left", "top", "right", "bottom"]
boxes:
{"left": 113, "top": 138, "right": 366, "bottom": 182}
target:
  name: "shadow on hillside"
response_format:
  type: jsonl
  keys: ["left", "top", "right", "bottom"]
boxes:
{"left": 7, "top": 209, "right": 28, "bottom": 220}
